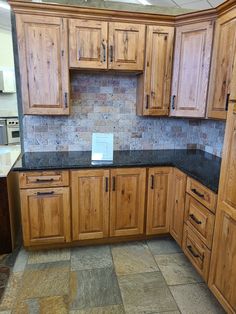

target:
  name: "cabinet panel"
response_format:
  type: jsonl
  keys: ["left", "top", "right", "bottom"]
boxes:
{"left": 109, "top": 22, "right": 145, "bottom": 71}
{"left": 110, "top": 168, "right": 146, "bottom": 237}
{"left": 71, "top": 170, "right": 109, "bottom": 240}
{"left": 207, "top": 8, "right": 236, "bottom": 119}
{"left": 170, "top": 21, "right": 213, "bottom": 118}
{"left": 69, "top": 19, "right": 108, "bottom": 69}
{"left": 19, "top": 171, "right": 69, "bottom": 189}
{"left": 209, "top": 102, "right": 236, "bottom": 313}
{"left": 140, "top": 26, "right": 174, "bottom": 116}
{"left": 20, "top": 187, "right": 70, "bottom": 246}
{"left": 146, "top": 167, "right": 172, "bottom": 235}
{"left": 170, "top": 169, "right": 187, "bottom": 246}
{"left": 16, "top": 14, "right": 69, "bottom": 115}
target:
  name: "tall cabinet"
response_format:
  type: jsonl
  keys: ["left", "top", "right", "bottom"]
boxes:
{"left": 208, "top": 99, "right": 236, "bottom": 313}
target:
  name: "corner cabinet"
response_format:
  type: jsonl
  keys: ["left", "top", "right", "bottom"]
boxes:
{"left": 170, "top": 21, "right": 213, "bottom": 118}
{"left": 69, "top": 20, "right": 145, "bottom": 71}
{"left": 207, "top": 8, "right": 236, "bottom": 120}
{"left": 146, "top": 167, "right": 173, "bottom": 234}
{"left": 137, "top": 26, "right": 174, "bottom": 116}
{"left": 110, "top": 168, "right": 146, "bottom": 237}
{"left": 208, "top": 101, "right": 236, "bottom": 313}
{"left": 71, "top": 169, "right": 109, "bottom": 240}
{"left": 16, "top": 14, "right": 69, "bottom": 115}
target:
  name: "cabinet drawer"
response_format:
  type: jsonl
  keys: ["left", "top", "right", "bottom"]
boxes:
{"left": 182, "top": 224, "right": 211, "bottom": 282}
{"left": 185, "top": 194, "right": 215, "bottom": 249}
{"left": 186, "top": 177, "right": 217, "bottom": 213}
{"left": 19, "top": 171, "right": 69, "bottom": 189}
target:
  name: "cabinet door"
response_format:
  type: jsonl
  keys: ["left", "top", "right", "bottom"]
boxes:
{"left": 20, "top": 187, "right": 70, "bottom": 246}
{"left": 71, "top": 170, "right": 109, "bottom": 240}
{"left": 146, "top": 167, "right": 172, "bottom": 235}
{"left": 170, "top": 169, "right": 187, "bottom": 246}
{"left": 69, "top": 19, "right": 108, "bottom": 69}
{"left": 170, "top": 21, "right": 213, "bottom": 118}
{"left": 142, "top": 26, "right": 174, "bottom": 116}
{"left": 110, "top": 168, "right": 146, "bottom": 237}
{"left": 209, "top": 102, "right": 236, "bottom": 313}
{"left": 207, "top": 8, "right": 236, "bottom": 120}
{"left": 16, "top": 14, "right": 69, "bottom": 115}
{"left": 109, "top": 22, "right": 145, "bottom": 71}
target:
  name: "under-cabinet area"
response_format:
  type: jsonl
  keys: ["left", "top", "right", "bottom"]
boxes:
{"left": 12, "top": 1, "right": 236, "bottom": 119}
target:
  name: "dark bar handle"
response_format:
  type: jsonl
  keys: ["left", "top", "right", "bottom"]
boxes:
{"left": 112, "top": 177, "right": 115, "bottom": 191}
{"left": 187, "top": 245, "right": 200, "bottom": 258}
{"left": 189, "top": 213, "right": 202, "bottom": 225}
{"left": 64, "top": 92, "right": 68, "bottom": 108}
{"left": 37, "top": 191, "right": 55, "bottom": 196}
{"left": 110, "top": 45, "right": 113, "bottom": 63}
{"left": 102, "top": 41, "right": 106, "bottom": 62}
{"left": 105, "top": 177, "right": 109, "bottom": 192}
{"left": 36, "top": 178, "right": 54, "bottom": 183}
{"left": 151, "top": 175, "right": 154, "bottom": 189}
{"left": 171, "top": 95, "right": 176, "bottom": 110}
{"left": 191, "top": 188, "right": 204, "bottom": 199}
{"left": 146, "top": 94, "right": 149, "bottom": 109}
{"left": 225, "top": 93, "right": 230, "bottom": 111}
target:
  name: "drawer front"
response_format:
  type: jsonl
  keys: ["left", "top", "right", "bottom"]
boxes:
{"left": 182, "top": 224, "right": 211, "bottom": 282}
{"left": 19, "top": 171, "right": 69, "bottom": 188}
{"left": 185, "top": 194, "right": 215, "bottom": 249}
{"left": 186, "top": 177, "right": 217, "bottom": 213}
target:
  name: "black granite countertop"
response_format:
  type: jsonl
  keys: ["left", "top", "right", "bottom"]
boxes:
{"left": 13, "top": 149, "right": 221, "bottom": 193}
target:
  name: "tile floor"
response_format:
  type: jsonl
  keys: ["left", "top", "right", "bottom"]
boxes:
{"left": 0, "top": 237, "right": 226, "bottom": 314}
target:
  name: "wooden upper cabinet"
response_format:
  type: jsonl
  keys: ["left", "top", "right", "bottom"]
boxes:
{"left": 170, "top": 21, "right": 213, "bottom": 118}
{"left": 71, "top": 170, "right": 109, "bottom": 241}
{"left": 20, "top": 187, "right": 70, "bottom": 246}
{"left": 69, "top": 19, "right": 108, "bottom": 69}
{"left": 207, "top": 8, "right": 236, "bottom": 119}
{"left": 209, "top": 101, "right": 236, "bottom": 313}
{"left": 137, "top": 26, "right": 174, "bottom": 116}
{"left": 16, "top": 14, "right": 69, "bottom": 115}
{"left": 108, "top": 22, "right": 145, "bottom": 71}
{"left": 146, "top": 167, "right": 173, "bottom": 235}
{"left": 110, "top": 168, "right": 146, "bottom": 237}
{"left": 170, "top": 168, "right": 187, "bottom": 246}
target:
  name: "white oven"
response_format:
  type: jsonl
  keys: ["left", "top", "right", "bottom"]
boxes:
{"left": 6, "top": 118, "right": 20, "bottom": 144}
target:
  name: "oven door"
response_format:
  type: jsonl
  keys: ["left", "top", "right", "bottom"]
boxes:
{"left": 7, "top": 127, "right": 20, "bottom": 144}
{"left": 0, "top": 120, "right": 8, "bottom": 145}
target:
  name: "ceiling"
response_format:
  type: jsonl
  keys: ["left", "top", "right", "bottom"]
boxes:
{"left": 0, "top": 0, "right": 11, "bottom": 31}
{"left": 107, "top": 0, "right": 225, "bottom": 10}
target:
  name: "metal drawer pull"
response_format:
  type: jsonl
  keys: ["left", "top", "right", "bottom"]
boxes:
{"left": 151, "top": 175, "right": 154, "bottom": 189}
{"left": 105, "top": 177, "right": 109, "bottom": 192}
{"left": 64, "top": 92, "right": 68, "bottom": 108}
{"left": 110, "top": 45, "right": 113, "bottom": 63}
{"left": 101, "top": 41, "right": 106, "bottom": 62}
{"left": 112, "top": 177, "right": 115, "bottom": 191}
{"left": 189, "top": 214, "right": 202, "bottom": 225}
{"left": 37, "top": 191, "right": 55, "bottom": 196}
{"left": 171, "top": 95, "right": 176, "bottom": 110}
{"left": 35, "top": 178, "right": 54, "bottom": 183}
{"left": 191, "top": 188, "right": 204, "bottom": 198}
{"left": 187, "top": 245, "right": 200, "bottom": 258}
{"left": 225, "top": 93, "right": 230, "bottom": 111}
{"left": 146, "top": 95, "right": 149, "bottom": 109}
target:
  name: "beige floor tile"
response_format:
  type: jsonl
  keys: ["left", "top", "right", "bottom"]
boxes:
{"left": 147, "top": 237, "right": 182, "bottom": 255}
{"left": 27, "top": 249, "right": 70, "bottom": 265}
{"left": 155, "top": 253, "right": 203, "bottom": 285}
{"left": 69, "top": 304, "right": 125, "bottom": 314}
{"left": 170, "top": 283, "right": 226, "bottom": 314}
{"left": 39, "top": 296, "right": 69, "bottom": 314}
{"left": 112, "top": 242, "right": 159, "bottom": 276}
{"left": 18, "top": 263, "right": 70, "bottom": 300}
{"left": 118, "top": 271, "right": 178, "bottom": 314}
{"left": 0, "top": 272, "right": 23, "bottom": 311}
{"left": 13, "top": 249, "right": 28, "bottom": 273}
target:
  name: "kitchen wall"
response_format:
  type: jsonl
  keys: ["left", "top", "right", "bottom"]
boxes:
{"left": 22, "top": 73, "right": 225, "bottom": 157}
{"left": 0, "top": 27, "right": 18, "bottom": 117}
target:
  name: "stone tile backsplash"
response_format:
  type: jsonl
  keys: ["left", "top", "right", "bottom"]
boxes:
{"left": 22, "top": 73, "right": 225, "bottom": 157}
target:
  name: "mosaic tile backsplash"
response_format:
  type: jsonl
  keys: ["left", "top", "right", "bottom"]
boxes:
{"left": 22, "top": 73, "right": 225, "bottom": 157}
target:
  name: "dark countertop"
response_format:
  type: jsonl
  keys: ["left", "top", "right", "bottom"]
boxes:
{"left": 13, "top": 149, "right": 221, "bottom": 193}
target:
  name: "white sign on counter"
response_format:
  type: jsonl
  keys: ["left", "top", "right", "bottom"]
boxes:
{"left": 92, "top": 133, "right": 113, "bottom": 161}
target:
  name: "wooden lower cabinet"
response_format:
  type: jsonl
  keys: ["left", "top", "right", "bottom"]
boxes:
{"left": 110, "top": 168, "right": 146, "bottom": 237}
{"left": 170, "top": 169, "right": 187, "bottom": 246}
{"left": 71, "top": 170, "right": 109, "bottom": 240}
{"left": 20, "top": 187, "right": 70, "bottom": 246}
{"left": 146, "top": 167, "right": 172, "bottom": 235}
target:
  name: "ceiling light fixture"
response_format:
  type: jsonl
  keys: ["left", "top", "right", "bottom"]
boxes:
{"left": 0, "top": 1, "right": 10, "bottom": 10}
{"left": 138, "top": 0, "right": 151, "bottom": 5}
